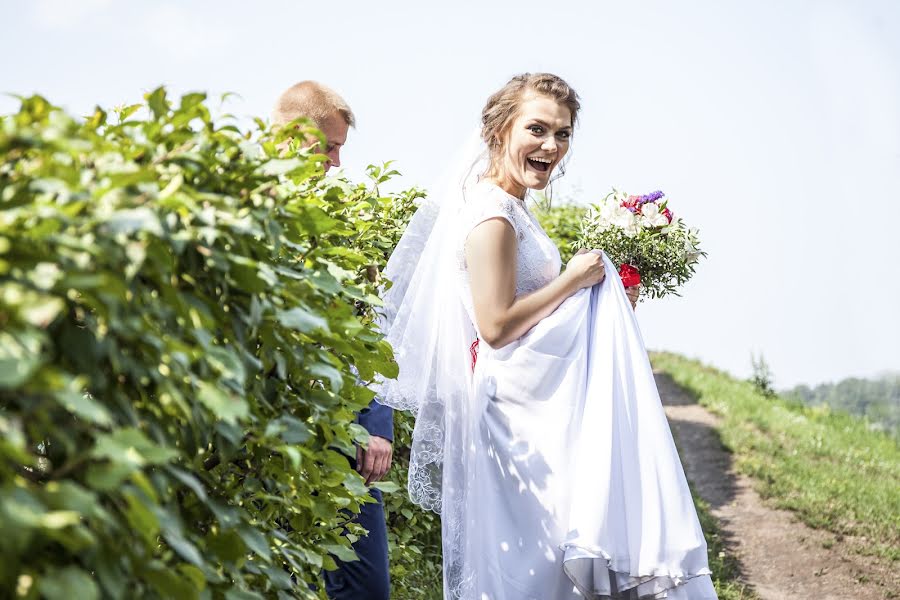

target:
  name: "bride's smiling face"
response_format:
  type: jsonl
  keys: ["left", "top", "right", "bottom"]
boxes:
{"left": 490, "top": 94, "right": 573, "bottom": 199}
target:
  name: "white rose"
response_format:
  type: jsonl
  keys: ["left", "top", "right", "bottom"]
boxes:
{"left": 639, "top": 203, "right": 669, "bottom": 228}
{"left": 610, "top": 206, "right": 641, "bottom": 237}
{"left": 599, "top": 198, "right": 619, "bottom": 220}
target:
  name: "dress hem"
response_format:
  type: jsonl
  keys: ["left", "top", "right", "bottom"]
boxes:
{"left": 561, "top": 543, "right": 716, "bottom": 599}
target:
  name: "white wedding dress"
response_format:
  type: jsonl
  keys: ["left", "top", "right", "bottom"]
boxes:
{"left": 449, "top": 180, "right": 718, "bottom": 599}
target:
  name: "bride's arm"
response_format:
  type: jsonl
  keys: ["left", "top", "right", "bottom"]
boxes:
{"left": 466, "top": 218, "right": 606, "bottom": 349}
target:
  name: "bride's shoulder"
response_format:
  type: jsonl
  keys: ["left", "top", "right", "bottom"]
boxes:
{"left": 460, "top": 181, "right": 523, "bottom": 238}
{"left": 465, "top": 180, "right": 521, "bottom": 217}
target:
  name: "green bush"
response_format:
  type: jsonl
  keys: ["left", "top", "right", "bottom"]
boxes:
{"left": 532, "top": 197, "right": 587, "bottom": 264}
{"left": 0, "top": 89, "right": 428, "bottom": 598}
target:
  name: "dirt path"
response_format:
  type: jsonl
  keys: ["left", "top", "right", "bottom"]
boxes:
{"left": 655, "top": 372, "right": 898, "bottom": 600}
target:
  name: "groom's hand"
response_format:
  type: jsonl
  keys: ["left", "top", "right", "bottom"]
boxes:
{"left": 357, "top": 435, "right": 393, "bottom": 486}
{"left": 626, "top": 285, "right": 640, "bottom": 310}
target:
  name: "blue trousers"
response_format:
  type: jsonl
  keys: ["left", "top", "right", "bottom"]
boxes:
{"left": 323, "top": 486, "right": 390, "bottom": 600}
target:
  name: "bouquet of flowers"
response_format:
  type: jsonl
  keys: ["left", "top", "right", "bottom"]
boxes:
{"left": 575, "top": 189, "right": 704, "bottom": 301}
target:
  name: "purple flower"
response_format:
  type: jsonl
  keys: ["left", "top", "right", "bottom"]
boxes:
{"left": 639, "top": 190, "right": 665, "bottom": 204}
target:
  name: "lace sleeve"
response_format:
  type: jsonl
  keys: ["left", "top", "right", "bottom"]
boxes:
{"left": 462, "top": 187, "right": 521, "bottom": 242}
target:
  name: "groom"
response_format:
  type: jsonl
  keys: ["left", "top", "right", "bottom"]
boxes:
{"left": 273, "top": 80, "right": 393, "bottom": 600}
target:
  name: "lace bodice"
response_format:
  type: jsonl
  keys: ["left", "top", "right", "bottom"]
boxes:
{"left": 456, "top": 181, "right": 562, "bottom": 339}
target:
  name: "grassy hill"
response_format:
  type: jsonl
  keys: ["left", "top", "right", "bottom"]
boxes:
{"left": 652, "top": 352, "right": 900, "bottom": 564}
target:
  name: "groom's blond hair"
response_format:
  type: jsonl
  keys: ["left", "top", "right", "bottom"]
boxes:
{"left": 272, "top": 81, "right": 356, "bottom": 128}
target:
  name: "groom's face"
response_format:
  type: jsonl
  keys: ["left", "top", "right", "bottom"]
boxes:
{"left": 315, "top": 112, "right": 349, "bottom": 172}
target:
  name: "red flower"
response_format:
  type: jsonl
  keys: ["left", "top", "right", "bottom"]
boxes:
{"left": 622, "top": 195, "right": 640, "bottom": 211}
{"left": 662, "top": 208, "right": 673, "bottom": 223}
{"left": 618, "top": 263, "right": 641, "bottom": 287}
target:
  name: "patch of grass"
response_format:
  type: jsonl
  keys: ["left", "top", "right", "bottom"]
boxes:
{"left": 652, "top": 352, "right": 900, "bottom": 563}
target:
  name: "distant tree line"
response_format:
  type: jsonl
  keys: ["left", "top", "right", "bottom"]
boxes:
{"left": 785, "top": 374, "right": 900, "bottom": 437}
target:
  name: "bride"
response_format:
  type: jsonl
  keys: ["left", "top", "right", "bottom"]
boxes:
{"left": 375, "top": 73, "right": 718, "bottom": 599}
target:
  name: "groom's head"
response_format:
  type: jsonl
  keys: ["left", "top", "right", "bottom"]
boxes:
{"left": 272, "top": 81, "right": 355, "bottom": 171}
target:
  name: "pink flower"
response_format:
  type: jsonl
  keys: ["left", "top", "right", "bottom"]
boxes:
{"left": 622, "top": 195, "right": 640, "bottom": 213}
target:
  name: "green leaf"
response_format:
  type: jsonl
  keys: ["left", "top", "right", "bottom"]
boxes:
{"left": 85, "top": 462, "right": 133, "bottom": 491}
{"left": 207, "top": 500, "right": 240, "bottom": 529}
{"left": 164, "top": 466, "right": 208, "bottom": 502}
{"left": 257, "top": 158, "right": 304, "bottom": 176}
{"left": 0, "top": 329, "right": 45, "bottom": 389}
{"left": 146, "top": 86, "right": 169, "bottom": 119}
{"left": 197, "top": 382, "right": 249, "bottom": 424}
{"left": 123, "top": 490, "right": 160, "bottom": 544}
{"left": 224, "top": 589, "right": 265, "bottom": 600}
{"left": 259, "top": 565, "right": 294, "bottom": 590}
{"left": 142, "top": 565, "right": 198, "bottom": 600}
{"left": 91, "top": 428, "right": 178, "bottom": 468}
{"left": 293, "top": 206, "right": 340, "bottom": 235}
{"left": 322, "top": 542, "right": 359, "bottom": 563}
{"left": 115, "top": 103, "right": 142, "bottom": 121}
{"left": 86, "top": 106, "right": 107, "bottom": 128}
{"left": 104, "top": 207, "right": 163, "bottom": 236}
{"left": 38, "top": 510, "right": 81, "bottom": 529}
{"left": 176, "top": 564, "right": 206, "bottom": 593}
{"left": 206, "top": 346, "right": 246, "bottom": 387}
{"left": 265, "top": 415, "right": 312, "bottom": 444}
{"left": 159, "top": 173, "right": 184, "bottom": 200}
{"left": 342, "top": 472, "right": 370, "bottom": 497}
{"left": 39, "top": 566, "right": 100, "bottom": 600}
{"left": 279, "top": 444, "right": 302, "bottom": 469}
{"left": 207, "top": 529, "right": 247, "bottom": 563}
{"left": 276, "top": 306, "right": 329, "bottom": 333}
{"left": 43, "top": 481, "right": 105, "bottom": 520}
{"left": 371, "top": 481, "right": 401, "bottom": 494}
{"left": 1, "top": 486, "right": 44, "bottom": 529}
{"left": 162, "top": 529, "right": 204, "bottom": 567}
{"left": 179, "top": 92, "right": 207, "bottom": 111}
{"left": 236, "top": 526, "right": 271, "bottom": 561}
{"left": 54, "top": 390, "right": 112, "bottom": 426}
{"left": 309, "top": 362, "right": 344, "bottom": 393}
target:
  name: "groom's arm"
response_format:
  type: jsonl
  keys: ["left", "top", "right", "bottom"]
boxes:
{"left": 357, "top": 398, "right": 394, "bottom": 442}
{"left": 356, "top": 399, "right": 393, "bottom": 485}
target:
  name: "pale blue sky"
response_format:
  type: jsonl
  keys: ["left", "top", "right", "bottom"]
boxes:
{"left": 2, "top": 0, "right": 898, "bottom": 387}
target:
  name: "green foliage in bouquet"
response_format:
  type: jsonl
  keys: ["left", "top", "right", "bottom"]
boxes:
{"left": 0, "top": 89, "right": 425, "bottom": 599}
{"left": 575, "top": 190, "right": 705, "bottom": 300}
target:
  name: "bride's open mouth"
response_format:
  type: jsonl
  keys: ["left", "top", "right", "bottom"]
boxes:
{"left": 527, "top": 156, "right": 552, "bottom": 173}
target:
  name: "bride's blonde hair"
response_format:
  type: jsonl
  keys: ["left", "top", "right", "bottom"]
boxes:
{"left": 481, "top": 73, "right": 581, "bottom": 153}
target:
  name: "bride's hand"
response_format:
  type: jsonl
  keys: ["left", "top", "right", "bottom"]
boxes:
{"left": 565, "top": 249, "right": 606, "bottom": 291}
